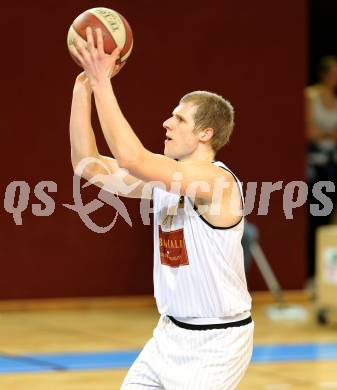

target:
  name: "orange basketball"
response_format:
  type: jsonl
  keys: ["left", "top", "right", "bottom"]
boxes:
{"left": 67, "top": 7, "right": 133, "bottom": 66}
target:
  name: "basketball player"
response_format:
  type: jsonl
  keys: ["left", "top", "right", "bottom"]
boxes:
{"left": 69, "top": 27, "right": 253, "bottom": 389}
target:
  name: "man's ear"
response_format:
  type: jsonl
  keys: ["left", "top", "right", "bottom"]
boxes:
{"left": 199, "top": 128, "right": 214, "bottom": 142}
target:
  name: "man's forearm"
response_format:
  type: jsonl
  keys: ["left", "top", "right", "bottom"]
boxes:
{"left": 70, "top": 86, "right": 100, "bottom": 167}
{"left": 92, "top": 81, "right": 145, "bottom": 168}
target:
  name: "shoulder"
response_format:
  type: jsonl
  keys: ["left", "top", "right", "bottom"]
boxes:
{"left": 213, "top": 161, "right": 239, "bottom": 183}
{"left": 179, "top": 160, "right": 236, "bottom": 182}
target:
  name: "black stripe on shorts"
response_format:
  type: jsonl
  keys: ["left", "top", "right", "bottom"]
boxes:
{"left": 167, "top": 315, "right": 252, "bottom": 330}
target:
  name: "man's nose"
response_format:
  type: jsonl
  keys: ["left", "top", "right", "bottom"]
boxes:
{"left": 163, "top": 117, "right": 172, "bottom": 129}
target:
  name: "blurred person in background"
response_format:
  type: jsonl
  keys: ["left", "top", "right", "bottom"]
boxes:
{"left": 305, "top": 55, "right": 337, "bottom": 285}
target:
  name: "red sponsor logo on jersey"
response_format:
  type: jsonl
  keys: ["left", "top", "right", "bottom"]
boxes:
{"left": 159, "top": 227, "right": 189, "bottom": 267}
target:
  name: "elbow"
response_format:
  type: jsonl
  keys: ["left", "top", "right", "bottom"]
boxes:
{"left": 71, "top": 153, "right": 85, "bottom": 176}
{"left": 71, "top": 152, "right": 100, "bottom": 180}
{"left": 72, "top": 158, "right": 90, "bottom": 179}
{"left": 116, "top": 148, "right": 146, "bottom": 173}
{"left": 74, "top": 163, "right": 101, "bottom": 182}
{"left": 117, "top": 157, "right": 137, "bottom": 170}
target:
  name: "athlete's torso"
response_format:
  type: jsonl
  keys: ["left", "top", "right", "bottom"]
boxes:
{"left": 152, "top": 161, "right": 251, "bottom": 323}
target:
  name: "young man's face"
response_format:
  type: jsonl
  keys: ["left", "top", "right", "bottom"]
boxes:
{"left": 163, "top": 102, "right": 200, "bottom": 160}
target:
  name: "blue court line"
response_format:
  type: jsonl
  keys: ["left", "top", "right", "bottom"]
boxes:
{"left": 0, "top": 351, "right": 140, "bottom": 374}
{"left": 0, "top": 355, "right": 58, "bottom": 373}
{"left": 0, "top": 343, "right": 337, "bottom": 375}
{"left": 252, "top": 343, "right": 337, "bottom": 363}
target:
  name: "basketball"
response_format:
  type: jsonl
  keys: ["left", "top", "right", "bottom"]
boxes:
{"left": 67, "top": 7, "right": 133, "bottom": 66}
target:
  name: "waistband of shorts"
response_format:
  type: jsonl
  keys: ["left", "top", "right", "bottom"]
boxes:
{"left": 167, "top": 315, "right": 252, "bottom": 330}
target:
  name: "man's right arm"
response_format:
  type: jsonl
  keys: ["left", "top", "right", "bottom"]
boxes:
{"left": 69, "top": 73, "right": 151, "bottom": 199}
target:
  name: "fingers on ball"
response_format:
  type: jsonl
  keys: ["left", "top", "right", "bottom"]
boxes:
{"left": 69, "top": 43, "right": 83, "bottom": 63}
{"left": 86, "top": 26, "right": 95, "bottom": 50}
{"left": 96, "top": 28, "right": 105, "bottom": 55}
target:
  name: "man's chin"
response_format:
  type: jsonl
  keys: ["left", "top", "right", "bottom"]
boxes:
{"left": 164, "top": 149, "right": 172, "bottom": 158}
{"left": 164, "top": 146, "right": 182, "bottom": 160}
{"left": 164, "top": 152, "right": 175, "bottom": 159}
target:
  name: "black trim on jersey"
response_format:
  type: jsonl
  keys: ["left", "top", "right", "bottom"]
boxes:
{"left": 189, "top": 161, "right": 244, "bottom": 230}
{"left": 190, "top": 199, "right": 243, "bottom": 230}
{"left": 168, "top": 315, "right": 252, "bottom": 330}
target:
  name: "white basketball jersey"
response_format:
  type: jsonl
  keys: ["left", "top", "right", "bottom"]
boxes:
{"left": 152, "top": 161, "right": 252, "bottom": 320}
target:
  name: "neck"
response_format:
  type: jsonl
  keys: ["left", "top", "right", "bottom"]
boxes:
{"left": 178, "top": 147, "right": 215, "bottom": 163}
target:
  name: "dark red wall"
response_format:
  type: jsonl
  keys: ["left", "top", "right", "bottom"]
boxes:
{"left": 0, "top": 0, "right": 307, "bottom": 299}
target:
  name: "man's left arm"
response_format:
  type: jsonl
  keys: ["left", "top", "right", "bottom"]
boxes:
{"left": 70, "top": 27, "right": 232, "bottom": 201}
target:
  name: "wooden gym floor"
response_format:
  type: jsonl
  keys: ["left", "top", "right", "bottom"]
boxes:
{"left": 0, "top": 292, "right": 336, "bottom": 389}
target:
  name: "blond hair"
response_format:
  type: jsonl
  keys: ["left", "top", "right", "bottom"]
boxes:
{"left": 180, "top": 91, "right": 234, "bottom": 153}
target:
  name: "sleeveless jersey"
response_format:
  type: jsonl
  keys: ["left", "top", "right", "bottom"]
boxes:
{"left": 152, "top": 161, "right": 252, "bottom": 320}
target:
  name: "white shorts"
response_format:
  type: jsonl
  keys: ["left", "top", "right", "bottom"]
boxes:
{"left": 121, "top": 315, "right": 254, "bottom": 390}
